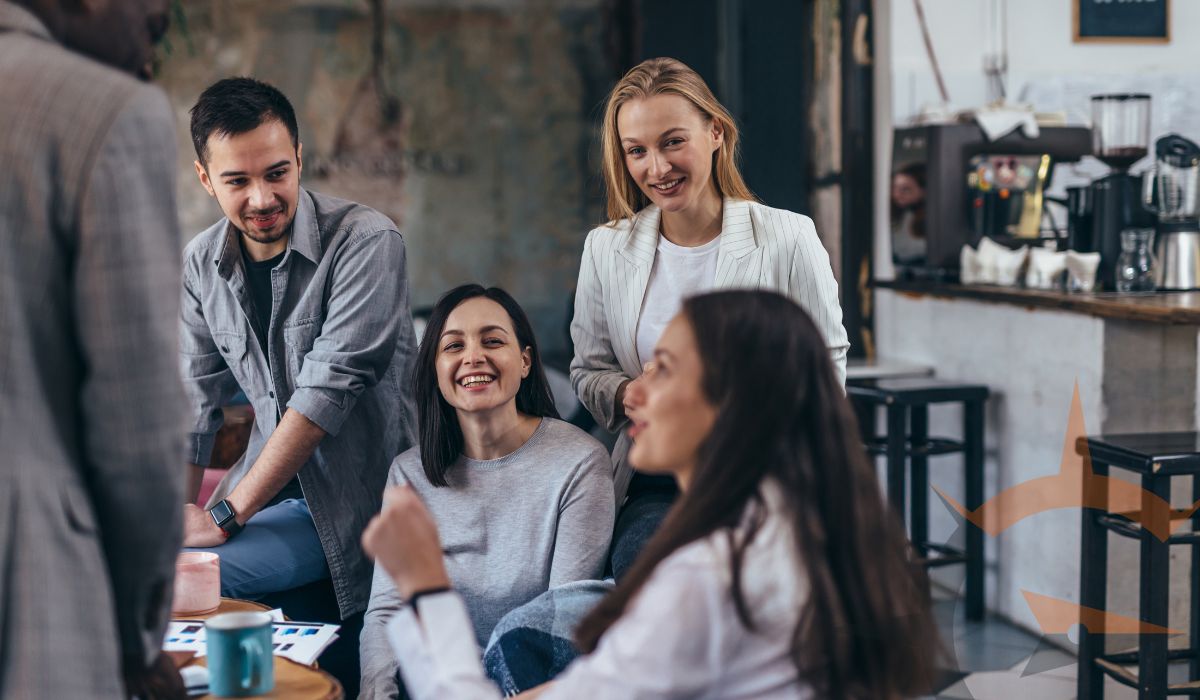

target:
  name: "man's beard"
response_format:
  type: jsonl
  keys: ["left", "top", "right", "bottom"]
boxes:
{"left": 241, "top": 223, "right": 289, "bottom": 244}
{"left": 240, "top": 206, "right": 290, "bottom": 243}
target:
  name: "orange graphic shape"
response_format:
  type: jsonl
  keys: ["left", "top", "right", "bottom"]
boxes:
{"left": 1022, "top": 589, "right": 1182, "bottom": 635}
{"left": 935, "top": 382, "right": 1200, "bottom": 542}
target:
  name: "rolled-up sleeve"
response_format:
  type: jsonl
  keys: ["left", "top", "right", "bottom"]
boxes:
{"left": 179, "top": 257, "right": 238, "bottom": 466}
{"left": 287, "top": 228, "right": 409, "bottom": 436}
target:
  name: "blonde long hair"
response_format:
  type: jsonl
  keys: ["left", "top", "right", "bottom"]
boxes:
{"left": 601, "top": 57, "right": 756, "bottom": 223}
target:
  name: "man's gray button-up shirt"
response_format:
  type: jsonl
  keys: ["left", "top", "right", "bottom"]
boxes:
{"left": 179, "top": 187, "right": 417, "bottom": 617}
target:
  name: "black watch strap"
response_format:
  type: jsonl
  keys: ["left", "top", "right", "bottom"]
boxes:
{"left": 407, "top": 586, "right": 453, "bottom": 609}
{"left": 209, "top": 499, "right": 243, "bottom": 539}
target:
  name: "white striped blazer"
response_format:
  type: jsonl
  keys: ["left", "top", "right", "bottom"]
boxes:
{"left": 570, "top": 198, "right": 850, "bottom": 500}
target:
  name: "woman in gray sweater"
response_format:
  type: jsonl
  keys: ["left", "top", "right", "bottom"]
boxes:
{"left": 359, "top": 284, "right": 615, "bottom": 698}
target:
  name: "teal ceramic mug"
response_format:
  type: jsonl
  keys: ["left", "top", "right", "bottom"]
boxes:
{"left": 205, "top": 611, "right": 274, "bottom": 697}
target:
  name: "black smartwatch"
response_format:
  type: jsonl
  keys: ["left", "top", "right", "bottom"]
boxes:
{"left": 209, "top": 499, "right": 243, "bottom": 539}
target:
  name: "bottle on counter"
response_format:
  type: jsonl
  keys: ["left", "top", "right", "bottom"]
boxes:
{"left": 1115, "top": 228, "right": 1157, "bottom": 292}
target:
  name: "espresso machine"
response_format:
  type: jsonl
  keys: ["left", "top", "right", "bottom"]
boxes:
{"left": 1089, "top": 94, "right": 1156, "bottom": 289}
{"left": 890, "top": 123, "right": 1092, "bottom": 279}
{"left": 1143, "top": 134, "right": 1200, "bottom": 290}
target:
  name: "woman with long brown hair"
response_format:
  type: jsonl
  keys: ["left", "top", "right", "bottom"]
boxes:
{"left": 363, "top": 290, "right": 935, "bottom": 699}
{"left": 570, "top": 57, "right": 849, "bottom": 578}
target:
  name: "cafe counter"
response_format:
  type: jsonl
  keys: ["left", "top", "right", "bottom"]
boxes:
{"left": 871, "top": 279, "right": 1200, "bottom": 635}
{"left": 875, "top": 280, "right": 1200, "bottom": 325}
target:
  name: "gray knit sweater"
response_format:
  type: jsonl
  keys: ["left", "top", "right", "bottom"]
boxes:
{"left": 359, "top": 417, "right": 615, "bottom": 698}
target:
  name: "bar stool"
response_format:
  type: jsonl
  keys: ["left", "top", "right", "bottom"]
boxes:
{"left": 847, "top": 377, "right": 989, "bottom": 620}
{"left": 1077, "top": 432, "right": 1200, "bottom": 699}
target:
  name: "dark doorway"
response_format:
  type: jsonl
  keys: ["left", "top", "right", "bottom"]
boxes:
{"left": 633, "top": 0, "right": 813, "bottom": 216}
{"left": 613, "top": 0, "right": 873, "bottom": 355}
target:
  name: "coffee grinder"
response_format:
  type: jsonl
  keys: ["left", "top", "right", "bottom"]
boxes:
{"left": 1090, "top": 93, "right": 1155, "bottom": 289}
{"left": 1143, "top": 134, "right": 1200, "bottom": 290}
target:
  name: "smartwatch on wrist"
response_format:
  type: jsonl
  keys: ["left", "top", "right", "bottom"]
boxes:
{"left": 208, "top": 499, "right": 243, "bottom": 539}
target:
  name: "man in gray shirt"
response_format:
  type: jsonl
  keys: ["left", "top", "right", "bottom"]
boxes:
{"left": 179, "top": 77, "right": 417, "bottom": 629}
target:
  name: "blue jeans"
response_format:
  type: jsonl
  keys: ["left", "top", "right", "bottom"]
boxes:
{"left": 609, "top": 482, "right": 676, "bottom": 581}
{"left": 187, "top": 498, "right": 328, "bottom": 600}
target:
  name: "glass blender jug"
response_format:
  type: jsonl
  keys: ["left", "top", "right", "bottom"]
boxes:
{"left": 1143, "top": 134, "right": 1200, "bottom": 290}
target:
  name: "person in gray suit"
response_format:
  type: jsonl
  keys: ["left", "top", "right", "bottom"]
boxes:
{"left": 0, "top": 1, "right": 186, "bottom": 698}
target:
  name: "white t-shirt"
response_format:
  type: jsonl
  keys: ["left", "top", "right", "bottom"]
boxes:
{"left": 635, "top": 233, "right": 722, "bottom": 367}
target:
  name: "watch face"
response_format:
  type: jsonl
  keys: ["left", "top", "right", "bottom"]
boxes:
{"left": 210, "top": 500, "right": 233, "bottom": 523}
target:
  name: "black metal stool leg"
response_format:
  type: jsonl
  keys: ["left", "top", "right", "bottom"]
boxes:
{"left": 1078, "top": 459, "right": 1109, "bottom": 700}
{"left": 1140, "top": 474, "right": 1171, "bottom": 699}
{"left": 910, "top": 405, "right": 929, "bottom": 558}
{"left": 886, "top": 401, "right": 908, "bottom": 526}
{"left": 851, "top": 394, "right": 876, "bottom": 444}
{"left": 1192, "top": 475, "right": 1200, "bottom": 682}
{"left": 964, "top": 398, "right": 985, "bottom": 621}
{"left": 847, "top": 382, "right": 992, "bottom": 625}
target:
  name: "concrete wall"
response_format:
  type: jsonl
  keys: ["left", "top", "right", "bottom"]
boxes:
{"left": 876, "top": 289, "right": 1104, "bottom": 632}
{"left": 158, "top": 0, "right": 613, "bottom": 362}
{"left": 889, "top": 0, "right": 1200, "bottom": 124}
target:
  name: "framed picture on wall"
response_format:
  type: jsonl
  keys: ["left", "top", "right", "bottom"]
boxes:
{"left": 1074, "top": 0, "right": 1170, "bottom": 44}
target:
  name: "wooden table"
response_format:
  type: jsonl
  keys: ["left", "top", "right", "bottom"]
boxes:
{"left": 168, "top": 598, "right": 342, "bottom": 700}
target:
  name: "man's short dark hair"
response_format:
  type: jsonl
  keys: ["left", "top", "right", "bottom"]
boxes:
{"left": 189, "top": 77, "right": 300, "bottom": 165}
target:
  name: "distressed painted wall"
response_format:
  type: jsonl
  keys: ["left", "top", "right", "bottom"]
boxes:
{"left": 158, "top": 0, "right": 613, "bottom": 362}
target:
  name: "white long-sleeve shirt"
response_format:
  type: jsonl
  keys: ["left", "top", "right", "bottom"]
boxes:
{"left": 387, "top": 481, "right": 813, "bottom": 699}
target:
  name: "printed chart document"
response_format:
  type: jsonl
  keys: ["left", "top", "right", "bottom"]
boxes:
{"left": 163, "top": 609, "right": 340, "bottom": 666}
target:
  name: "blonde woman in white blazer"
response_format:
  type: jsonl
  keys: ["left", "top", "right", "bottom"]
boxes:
{"left": 570, "top": 59, "right": 849, "bottom": 569}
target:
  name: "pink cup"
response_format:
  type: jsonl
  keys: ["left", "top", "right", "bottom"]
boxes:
{"left": 172, "top": 551, "right": 221, "bottom": 616}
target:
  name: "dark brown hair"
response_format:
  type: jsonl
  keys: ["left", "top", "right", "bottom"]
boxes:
{"left": 575, "top": 290, "right": 937, "bottom": 698}
{"left": 413, "top": 284, "right": 559, "bottom": 487}
{"left": 189, "top": 77, "right": 300, "bottom": 166}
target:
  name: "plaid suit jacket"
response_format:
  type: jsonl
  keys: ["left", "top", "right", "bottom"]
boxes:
{"left": 0, "top": 3, "right": 186, "bottom": 697}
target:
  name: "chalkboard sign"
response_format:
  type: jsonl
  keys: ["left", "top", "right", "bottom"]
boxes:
{"left": 1074, "top": 0, "right": 1170, "bottom": 43}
